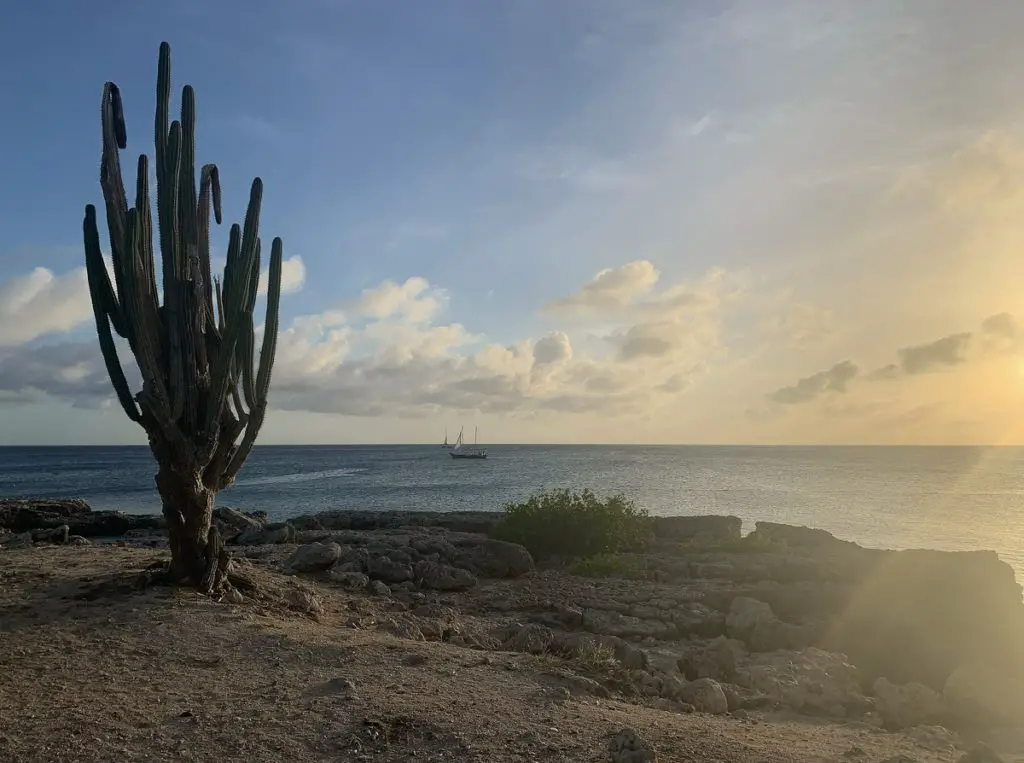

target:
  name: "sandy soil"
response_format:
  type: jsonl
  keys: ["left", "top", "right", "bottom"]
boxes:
{"left": 0, "top": 546, "right": 999, "bottom": 762}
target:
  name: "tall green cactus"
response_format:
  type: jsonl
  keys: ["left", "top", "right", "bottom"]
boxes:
{"left": 83, "top": 42, "right": 283, "bottom": 592}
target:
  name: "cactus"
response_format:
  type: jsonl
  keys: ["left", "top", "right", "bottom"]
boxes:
{"left": 82, "top": 42, "right": 283, "bottom": 592}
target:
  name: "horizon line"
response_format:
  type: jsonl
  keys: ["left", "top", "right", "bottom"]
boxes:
{"left": 2, "top": 443, "right": 1023, "bottom": 449}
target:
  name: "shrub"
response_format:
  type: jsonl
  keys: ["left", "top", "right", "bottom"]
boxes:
{"left": 490, "top": 488, "right": 651, "bottom": 560}
{"left": 568, "top": 553, "right": 654, "bottom": 580}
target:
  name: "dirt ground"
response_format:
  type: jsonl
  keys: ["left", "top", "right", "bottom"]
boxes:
{"left": 0, "top": 546, "right": 1003, "bottom": 762}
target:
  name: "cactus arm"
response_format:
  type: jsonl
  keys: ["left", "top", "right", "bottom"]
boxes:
{"left": 84, "top": 205, "right": 142, "bottom": 423}
{"left": 255, "top": 237, "right": 283, "bottom": 400}
{"left": 154, "top": 42, "right": 173, "bottom": 309}
{"left": 134, "top": 154, "right": 161, "bottom": 320}
{"left": 239, "top": 237, "right": 261, "bottom": 411}
{"left": 98, "top": 82, "right": 129, "bottom": 339}
{"left": 178, "top": 86, "right": 203, "bottom": 432}
{"left": 202, "top": 179, "right": 262, "bottom": 441}
{"left": 221, "top": 236, "right": 282, "bottom": 486}
{"left": 197, "top": 164, "right": 221, "bottom": 328}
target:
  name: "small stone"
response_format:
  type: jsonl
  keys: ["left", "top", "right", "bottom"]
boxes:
{"left": 284, "top": 588, "right": 324, "bottom": 615}
{"left": 608, "top": 728, "right": 657, "bottom": 763}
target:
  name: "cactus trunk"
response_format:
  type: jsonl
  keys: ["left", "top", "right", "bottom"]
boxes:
{"left": 83, "top": 42, "right": 282, "bottom": 592}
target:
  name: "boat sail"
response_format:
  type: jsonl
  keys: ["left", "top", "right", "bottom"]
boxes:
{"left": 441, "top": 428, "right": 454, "bottom": 449}
{"left": 450, "top": 426, "right": 488, "bottom": 459}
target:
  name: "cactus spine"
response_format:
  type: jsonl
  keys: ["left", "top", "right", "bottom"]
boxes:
{"left": 83, "top": 42, "right": 283, "bottom": 591}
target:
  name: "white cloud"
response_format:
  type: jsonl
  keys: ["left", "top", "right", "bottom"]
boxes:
{"left": 257, "top": 254, "right": 306, "bottom": 296}
{"left": 0, "top": 263, "right": 726, "bottom": 422}
{"left": 348, "top": 277, "right": 445, "bottom": 324}
{"left": 0, "top": 267, "right": 92, "bottom": 346}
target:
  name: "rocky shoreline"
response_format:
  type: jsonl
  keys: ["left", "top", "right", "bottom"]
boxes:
{"left": 2, "top": 498, "right": 1022, "bottom": 760}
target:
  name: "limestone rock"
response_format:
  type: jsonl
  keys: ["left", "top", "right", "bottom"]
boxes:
{"left": 2, "top": 531, "right": 33, "bottom": 549}
{"left": 504, "top": 623, "right": 556, "bottom": 655}
{"left": 735, "top": 647, "right": 864, "bottom": 717}
{"left": 748, "top": 618, "right": 809, "bottom": 652}
{"left": 726, "top": 597, "right": 776, "bottom": 640}
{"left": 582, "top": 609, "right": 672, "bottom": 639}
{"left": 462, "top": 539, "right": 534, "bottom": 578}
{"left": 329, "top": 570, "right": 370, "bottom": 589}
{"left": 873, "top": 677, "right": 945, "bottom": 729}
{"left": 285, "top": 542, "right": 342, "bottom": 573}
{"left": 754, "top": 522, "right": 852, "bottom": 548}
{"left": 366, "top": 554, "right": 413, "bottom": 584}
{"left": 414, "top": 560, "right": 477, "bottom": 591}
{"left": 679, "top": 677, "right": 729, "bottom": 714}
{"left": 680, "top": 636, "right": 745, "bottom": 681}
{"left": 213, "top": 506, "right": 264, "bottom": 542}
{"left": 410, "top": 535, "right": 458, "bottom": 561}
{"left": 651, "top": 515, "right": 741, "bottom": 544}
{"left": 0, "top": 499, "right": 166, "bottom": 537}
{"left": 957, "top": 744, "right": 1005, "bottom": 763}
{"left": 378, "top": 615, "right": 425, "bottom": 641}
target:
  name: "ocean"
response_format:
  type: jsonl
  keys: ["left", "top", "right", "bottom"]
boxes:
{"left": 2, "top": 445, "right": 1024, "bottom": 576}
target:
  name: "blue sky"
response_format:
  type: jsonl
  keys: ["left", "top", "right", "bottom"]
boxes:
{"left": 4, "top": 1, "right": 1024, "bottom": 445}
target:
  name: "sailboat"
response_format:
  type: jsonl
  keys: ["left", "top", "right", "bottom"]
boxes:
{"left": 450, "top": 426, "right": 488, "bottom": 459}
{"left": 441, "top": 428, "right": 454, "bottom": 449}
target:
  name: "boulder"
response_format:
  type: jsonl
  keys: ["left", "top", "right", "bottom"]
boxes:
{"left": 503, "top": 623, "right": 556, "bottom": 654}
{"left": 292, "top": 509, "right": 501, "bottom": 535}
{"left": 238, "top": 521, "right": 294, "bottom": 545}
{"left": 753, "top": 522, "right": 854, "bottom": 548}
{"left": 957, "top": 744, "right": 1006, "bottom": 763}
{"left": 413, "top": 560, "right": 477, "bottom": 591}
{"left": 461, "top": 539, "right": 534, "bottom": 578}
{"left": 679, "top": 678, "right": 729, "bottom": 714}
{"left": 284, "top": 542, "right": 342, "bottom": 573}
{"left": 582, "top": 609, "right": 672, "bottom": 640}
{"left": 735, "top": 647, "right": 864, "bottom": 718}
{"left": 1, "top": 531, "right": 34, "bottom": 549}
{"left": 0, "top": 499, "right": 166, "bottom": 537}
{"left": 943, "top": 660, "right": 1024, "bottom": 727}
{"left": 820, "top": 549, "right": 1024, "bottom": 690}
{"left": 31, "top": 524, "right": 70, "bottom": 545}
{"left": 651, "top": 515, "right": 742, "bottom": 544}
{"left": 329, "top": 570, "right": 370, "bottom": 589}
{"left": 679, "top": 636, "right": 745, "bottom": 682}
{"left": 366, "top": 554, "right": 413, "bottom": 584}
{"left": 213, "top": 507, "right": 265, "bottom": 542}
{"left": 748, "top": 619, "right": 810, "bottom": 652}
{"left": 873, "top": 677, "right": 946, "bottom": 729}
{"left": 725, "top": 597, "right": 776, "bottom": 640}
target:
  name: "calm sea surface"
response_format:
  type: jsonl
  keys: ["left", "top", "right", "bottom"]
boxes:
{"left": 2, "top": 445, "right": 1024, "bottom": 576}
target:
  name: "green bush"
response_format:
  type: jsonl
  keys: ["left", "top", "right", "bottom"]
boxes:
{"left": 490, "top": 488, "right": 651, "bottom": 560}
{"left": 568, "top": 553, "right": 654, "bottom": 580}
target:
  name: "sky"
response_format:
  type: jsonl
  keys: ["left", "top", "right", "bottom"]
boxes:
{"left": 3, "top": 0, "right": 1024, "bottom": 445}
